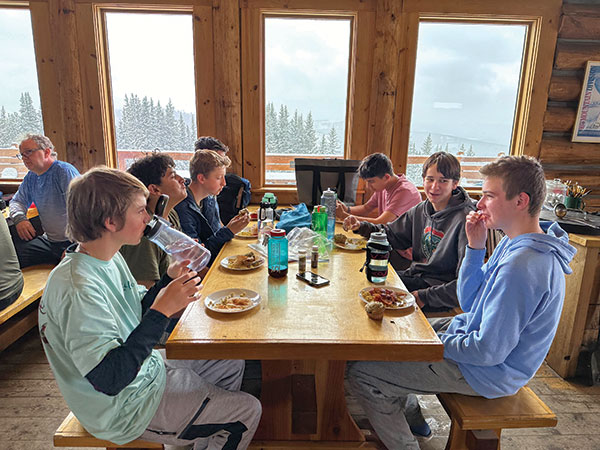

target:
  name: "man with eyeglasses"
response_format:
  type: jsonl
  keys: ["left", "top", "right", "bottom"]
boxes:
{"left": 9, "top": 134, "right": 80, "bottom": 268}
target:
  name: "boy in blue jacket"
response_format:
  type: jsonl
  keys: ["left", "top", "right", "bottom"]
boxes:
{"left": 347, "top": 156, "right": 576, "bottom": 450}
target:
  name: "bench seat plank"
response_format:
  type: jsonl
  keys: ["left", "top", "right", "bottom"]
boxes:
{"left": 0, "top": 264, "right": 53, "bottom": 325}
{"left": 438, "top": 386, "right": 557, "bottom": 430}
{"left": 54, "top": 412, "right": 163, "bottom": 448}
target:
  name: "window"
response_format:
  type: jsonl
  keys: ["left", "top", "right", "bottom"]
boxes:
{"left": 406, "top": 21, "right": 526, "bottom": 187}
{"left": 104, "top": 11, "right": 196, "bottom": 177}
{"left": 264, "top": 16, "right": 352, "bottom": 186}
{"left": 0, "top": 7, "right": 44, "bottom": 180}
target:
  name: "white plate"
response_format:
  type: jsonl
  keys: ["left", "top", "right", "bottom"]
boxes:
{"left": 205, "top": 288, "right": 261, "bottom": 313}
{"left": 358, "top": 286, "right": 415, "bottom": 310}
{"left": 220, "top": 255, "right": 265, "bottom": 271}
{"left": 334, "top": 237, "right": 367, "bottom": 251}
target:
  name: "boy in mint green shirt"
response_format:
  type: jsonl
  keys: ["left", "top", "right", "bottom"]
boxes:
{"left": 39, "top": 167, "right": 261, "bottom": 448}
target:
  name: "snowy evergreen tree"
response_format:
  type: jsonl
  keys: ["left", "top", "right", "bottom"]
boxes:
{"left": 164, "top": 100, "right": 177, "bottom": 150}
{"left": 265, "top": 102, "right": 278, "bottom": 154}
{"left": 421, "top": 133, "right": 433, "bottom": 155}
{"left": 459, "top": 143, "right": 466, "bottom": 154}
{"left": 276, "top": 104, "right": 290, "bottom": 153}
{"left": 409, "top": 141, "right": 419, "bottom": 155}
{"left": 19, "top": 92, "right": 42, "bottom": 136}
{"left": 467, "top": 144, "right": 475, "bottom": 156}
{"left": 303, "top": 112, "right": 317, "bottom": 154}
{"left": 444, "top": 143, "right": 449, "bottom": 152}
{"left": 319, "top": 134, "right": 327, "bottom": 153}
{"left": 327, "top": 127, "right": 339, "bottom": 154}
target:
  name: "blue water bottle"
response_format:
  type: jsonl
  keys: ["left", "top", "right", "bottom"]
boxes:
{"left": 268, "top": 229, "right": 288, "bottom": 278}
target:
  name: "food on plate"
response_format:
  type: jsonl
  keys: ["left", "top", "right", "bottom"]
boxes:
{"left": 209, "top": 292, "right": 252, "bottom": 311}
{"left": 227, "top": 251, "right": 262, "bottom": 269}
{"left": 333, "top": 233, "right": 347, "bottom": 245}
{"left": 334, "top": 234, "right": 366, "bottom": 249}
{"left": 365, "top": 301, "right": 385, "bottom": 320}
{"left": 362, "top": 287, "right": 409, "bottom": 308}
{"left": 236, "top": 224, "right": 258, "bottom": 237}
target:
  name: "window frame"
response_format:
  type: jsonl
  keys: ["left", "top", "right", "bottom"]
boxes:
{"left": 392, "top": 0, "right": 561, "bottom": 192}
{"left": 93, "top": 2, "right": 213, "bottom": 171}
{"left": 0, "top": 2, "right": 45, "bottom": 182}
{"left": 241, "top": 0, "right": 375, "bottom": 203}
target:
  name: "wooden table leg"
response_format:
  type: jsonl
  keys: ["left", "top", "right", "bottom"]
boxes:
{"left": 254, "top": 360, "right": 364, "bottom": 442}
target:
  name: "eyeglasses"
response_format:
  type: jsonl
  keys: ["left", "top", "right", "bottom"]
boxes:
{"left": 15, "top": 148, "right": 42, "bottom": 160}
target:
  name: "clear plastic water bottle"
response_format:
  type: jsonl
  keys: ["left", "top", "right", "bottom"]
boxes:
{"left": 268, "top": 229, "right": 288, "bottom": 278}
{"left": 144, "top": 216, "right": 211, "bottom": 272}
{"left": 366, "top": 231, "right": 391, "bottom": 284}
{"left": 320, "top": 188, "right": 337, "bottom": 240}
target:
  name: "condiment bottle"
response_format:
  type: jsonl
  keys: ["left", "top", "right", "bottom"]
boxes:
{"left": 268, "top": 229, "right": 288, "bottom": 278}
{"left": 311, "top": 245, "right": 319, "bottom": 269}
{"left": 298, "top": 249, "right": 307, "bottom": 273}
{"left": 144, "top": 215, "right": 211, "bottom": 272}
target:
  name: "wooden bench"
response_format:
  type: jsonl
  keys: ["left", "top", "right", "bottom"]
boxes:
{"left": 437, "top": 386, "right": 557, "bottom": 450}
{"left": 0, "top": 264, "right": 53, "bottom": 352}
{"left": 55, "top": 412, "right": 164, "bottom": 449}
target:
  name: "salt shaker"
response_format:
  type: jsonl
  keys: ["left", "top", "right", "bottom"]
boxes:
{"left": 298, "top": 249, "right": 307, "bottom": 273}
{"left": 311, "top": 245, "right": 319, "bottom": 269}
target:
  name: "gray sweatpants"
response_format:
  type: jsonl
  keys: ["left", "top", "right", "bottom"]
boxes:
{"left": 140, "top": 352, "right": 261, "bottom": 450}
{"left": 346, "top": 318, "right": 478, "bottom": 450}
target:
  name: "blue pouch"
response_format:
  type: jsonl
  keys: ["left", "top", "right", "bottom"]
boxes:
{"left": 277, "top": 203, "right": 312, "bottom": 233}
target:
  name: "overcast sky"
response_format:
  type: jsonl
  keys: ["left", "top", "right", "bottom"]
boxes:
{"left": 411, "top": 22, "right": 526, "bottom": 147}
{"left": 1, "top": 11, "right": 524, "bottom": 149}
{"left": 0, "top": 9, "right": 40, "bottom": 111}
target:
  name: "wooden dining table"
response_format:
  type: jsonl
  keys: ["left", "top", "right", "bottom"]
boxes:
{"left": 166, "top": 227, "right": 444, "bottom": 447}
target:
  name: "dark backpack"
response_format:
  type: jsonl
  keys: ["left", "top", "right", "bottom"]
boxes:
{"left": 217, "top": 173, "right": 252, "bottom": 224}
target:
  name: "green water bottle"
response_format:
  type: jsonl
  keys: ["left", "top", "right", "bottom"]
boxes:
{"left": 311, "top": 205, "right": 328, "bottom": 239}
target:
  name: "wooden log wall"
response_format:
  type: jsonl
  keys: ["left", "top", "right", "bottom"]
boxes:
{"left": 543, "top": 0, "right": 600, "bottom": 211}
{"left": 0, "top": 0, "right": 571, "bottom": 205}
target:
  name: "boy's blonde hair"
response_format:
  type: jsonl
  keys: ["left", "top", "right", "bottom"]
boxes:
{"left": 189, "top": 150, "right": 231, "bottom": 182}
{"left": 66, "top": 166, "right": 149, "bottom": 242}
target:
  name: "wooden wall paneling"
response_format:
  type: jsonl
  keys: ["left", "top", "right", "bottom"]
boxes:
{"left": 559, "top": 4, "right": 600, "bottom": 40}
{"left": 554, "top": 41, "right": 600, "bottom": 71}
{"left": 212, "top": 0, "right": 243, "bottom": 175}
{"left": 548, "top": 75, "right": 582, "bottom": 102}
{"left": 240, "top": 5, "right": 263, "bottom": 190}
{"left": 543, "top": 105, "right": 576, "bottom": 133}
{"left": 540, "top": 137, "right": 600, "bottom": 166}
{"left": 29, "top": 1, "right": 67, "bottom": 159}
{"left": 193, "top": 4, "right": 217, "bottom": 139}
{"left": 75, "top": 2, "right": 108, "bottom": 169}
{"left": 390, "top": 10, "right": 418, "bottom": 175}
{"left": 243, "top": 0, "right": 374, "bottom": 12}
{"left": 546, "top": 239, "right": 600, "bottom": 378}
{"left": 346, "top": 9, "right": 375, "bottom": 163}
{"left": 45, "top": 0, "right": 92, "bottom": 172}
{"left": 366, "top": 0, "right": 403, "bottom": 161}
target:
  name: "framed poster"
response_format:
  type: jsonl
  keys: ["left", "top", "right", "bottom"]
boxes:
{"left": 573, "top": 60, "right": 600, "bottom": 142}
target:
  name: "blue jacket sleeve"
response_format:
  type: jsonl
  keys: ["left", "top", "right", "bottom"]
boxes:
{"left": 456, "top": 246, "right": 487, "bottom": 312}
{"left": 441, "top": 256, "right": 542, "bottom": 366}
{"left": 177, "top": 203, "right": 200, "bottom": 240}
{"left": 203, "top": 227, "right": 234, "bottom": 264}
{"left": 85, "top": 309, "right": 168, "bottom": 396}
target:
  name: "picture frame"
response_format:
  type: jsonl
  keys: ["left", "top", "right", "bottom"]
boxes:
{"left": 572, "top": 60, "right": 600, "bottom": 143}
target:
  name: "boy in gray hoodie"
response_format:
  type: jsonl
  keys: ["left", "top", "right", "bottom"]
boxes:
{"left": 344, "top": 152, "right": 476, "bottom": 312}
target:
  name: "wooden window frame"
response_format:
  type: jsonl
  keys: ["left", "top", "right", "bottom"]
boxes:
{"left": 0, "top": 2, "right": 44, "bottom": 183}
{"left": 93, "top": 2, "right": 213, "bottom": 170}
{"left": 241, "top": 0, "right": 375, "bottom": 204}
{"left": 392, "top": 0, "right": 561, "bottom": 193}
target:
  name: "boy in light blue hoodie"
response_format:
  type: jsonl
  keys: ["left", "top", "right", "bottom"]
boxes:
{"left": 347, "top": 156, "right": 576, "bottom": 450}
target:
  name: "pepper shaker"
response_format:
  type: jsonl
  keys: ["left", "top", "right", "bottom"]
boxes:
{"left": 311, "top": 245, "right": 319, "bottom": 269}
{"left": 298, "top": 249, "right": 307, "bottom": 273}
